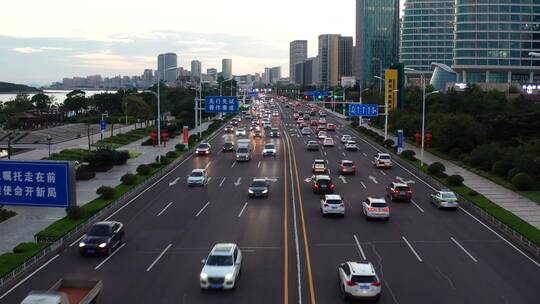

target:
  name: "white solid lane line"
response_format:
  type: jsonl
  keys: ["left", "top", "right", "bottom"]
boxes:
{"left": 195, "top": 202, "right": 210, "bottom": 217}
{"left": 219, "top": 177, "right": 226, "bottom": 187}
{"left": 146, "top": 243, "right": 173, "bottom": 272}
{"left": 238, "top": 202, "right": 249, "bottom": 217}
{"left": 69, "top": 235, "right": 84, "bottom": 247}
{"left": 410, "top": 199, "right": 425, "bottom": 213}
{"left": 94, "top": 243, "right": 126, "bottom": 270}
{"left": 450, "top": 237, "right": 478, "bottom": 263}
{"left": 402, "top": 236, "right": 423, "bottom": 262}
{"left": 205, "top": 161, "right": 212, "bottom": 169}
{"left": 0, "top": 254, "right": 60, "bottom": 300}
{"left": 353, "top": 235, "right": 367, "bottom": 260}
{"left": 157, "top": 202, "right": 173, "bottom": 217}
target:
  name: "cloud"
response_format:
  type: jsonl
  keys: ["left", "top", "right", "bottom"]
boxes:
{"left": 70, "top": 51, "right": 154, "bottom": 71}
{"left": 13, "top": 47, "right": 43, "bottom": 54}
{"left": 40, "top": 47, "right": 76, "bottom": 51}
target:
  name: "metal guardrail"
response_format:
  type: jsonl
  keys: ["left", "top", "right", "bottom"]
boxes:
{"left": 345, "top": 123, "right": 540, "bottom": 258}
{"left": 0, "top": 124, "right": 226, "bottom": 290}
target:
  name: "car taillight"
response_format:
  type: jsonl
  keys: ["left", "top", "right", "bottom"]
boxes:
{"left": 394, "top": 189, "right": 400, "bottom": 193}
{"left": 372, "top": 281, "right": 381, "bottom": 287}
{"left": 346, "top": 280, "right": 356, "bottom": 287}
{"left": 352, "top": 166, "right": 356, "bottom": 170}
{"left": 314, "top": 184, "right": 319, "bottom": 188}
{"left": 368, "top": 207, "right": 376, "bottom": 212}
{"left": 329, "top": 184, "right": 335, "bottom": 189}
{"left": 383, "top": 207, "right": 390, "bottom": 212}
{"left": 407, "top": 191, "right": 412, "bottom": 194}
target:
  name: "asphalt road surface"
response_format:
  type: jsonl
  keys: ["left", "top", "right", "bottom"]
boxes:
{"left": 1, "top": 100, "right": 539, "bottom": 304}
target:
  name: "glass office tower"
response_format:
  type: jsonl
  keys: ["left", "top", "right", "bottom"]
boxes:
{"left": 453, "top": 0, "right": 540, "bottom": 84}
{"left": 400, "top": 0, "right": 455, "bottom": 76}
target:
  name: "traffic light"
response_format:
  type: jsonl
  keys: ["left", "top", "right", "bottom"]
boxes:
{"left": 385, "top": 69, "right": 398, "bottom": 111}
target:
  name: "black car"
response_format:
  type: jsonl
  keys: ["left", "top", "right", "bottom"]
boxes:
{"left": 311, "top": 175, "right": 335, "bottom": 194}
{"left": 248, "top": 179, "right": 269, "bottom": 198}
{"left": 306, "top": 140, "right": 319, "bottom": 151}
{"left": 222, "top": 142, "right": 235, "bottom": 152}
{"left": 270, "top": 128, "right": 280, "bottom": 137}
{"left": 79, "top": 221, "right": 124, "bottom": 256}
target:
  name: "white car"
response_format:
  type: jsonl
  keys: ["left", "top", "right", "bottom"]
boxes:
{"left": 320, "top": 194, "right": 345, "bottom": 217}
{"left": 301, "top": 127, "right": 312, "bottom": 135}
{"left": 235, "top": 128, "right": 247, "bottom": 137}
{"left": 200, "top": 243, "right": 242, "bottom": 290}
{"left": 338, "top": 261, "right": 381, "bottom": 301}
{"left": 323, "top": 137, "right": 335, "bottom": 147}
{"left": 263, "top": 143, "right": 277, "bottom": 157}
{"left": 318, "top": 131, "right": 327, "bottom": 140}
{"left": 362, "top": 197, "right": 390, "bottom": 220}
{"left": 187, "top": 169, "right": 208, "bottom": 186}
{"left": 341, "top": 134, "right": 352, "bottom": 143}
{"left": 373, "top": 153, "right": 392, "bottom": 168}
{"left": 344, "top": 140, "right": 358, "bottom": 151}
{"left": 195, "top": 143, "right": 211, "bottom": 156}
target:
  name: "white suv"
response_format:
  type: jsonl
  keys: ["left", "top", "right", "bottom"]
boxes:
{"left": 320, "top": 194, "right": 345, "bottom": 217}
{"left": 338, "top": 261, "right": 381, "bottom": 301}
{"left": 200, "top": 243, "right": 242, "bottom": 290}
{"left": 362, "top": 197, "right": 390, "bottom": 221}
{"left": 373, "top": 153, "right": 392, "bottom": 168}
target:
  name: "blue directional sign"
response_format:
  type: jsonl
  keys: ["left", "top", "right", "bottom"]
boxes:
{"left": 0, "top": 160, "right": 75, "bottom": 208}
{"left": 304, "top": 90, "right": 329, "bottom": 97}
{"left": 397, "top": 129, "right": 404, "bottom": 154}
{"left": 248, "top": 91, "right": 259, "bottom": 97}
{"left": 348, "top": 104, "right": 379, "bottom": 117}
{"left": 100, "top": 120, "right": 107, "bottom": 131}
{"left": 204, "top": 96, "right": 239, "bottom": 113}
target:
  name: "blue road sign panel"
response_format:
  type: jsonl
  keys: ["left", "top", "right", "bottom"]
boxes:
{"left": 0, "top": 160, "right": 75, "bottom": 208}
{"left": 397, "top": 129, "right": 404, "bottom": 154}
{"left": 248, "top": 91, "right": 259, "bottom": 97}
{"left": 348, "top": 104, "right": 379, "bottom": 117}
{"left": 205, "top": 96, "right": 239, "bottom": 113}
{"left": 100, "top": 120, "right": 107, "bottom": 131}
{"left": 304, "top": 90, "right": 329, "bottom": 97}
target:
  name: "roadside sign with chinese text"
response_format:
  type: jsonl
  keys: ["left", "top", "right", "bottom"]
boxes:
{"left": 204, "top": 96, "right": 239, "bottom": 113}
{"left": 0, "top": 160, "right": 75, "bottom": 208}
{"left": 348, "top": 104, "right": 379, "bottom": 117}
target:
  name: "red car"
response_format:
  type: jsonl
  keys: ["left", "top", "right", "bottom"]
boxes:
{"left": 326, "top": 123, "right": 337, "bottom": 131}
{"left": 311, "top": 175, "right": 335, "bottom": 194}
{"left": 386, "top": 182, "right": 412, "bottom": 202}
{"left": 310, "top": 120, "right": 319, "bottom": 126}
{"left": 339, "top": 160, "right": 356, "bottom": 175}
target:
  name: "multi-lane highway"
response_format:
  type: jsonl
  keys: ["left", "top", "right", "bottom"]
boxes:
{"left": 1, "top": 98, "right": 539, "bottom": 303}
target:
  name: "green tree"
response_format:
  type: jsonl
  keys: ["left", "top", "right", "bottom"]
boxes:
{"left": 31, "top": 93, "right": 52, "bottom": 109}
{"left": 123, "top": 95, "right": 152, "bottom": 119}
{"left": 63, "top": 90, "right": 87, "bottom": 113}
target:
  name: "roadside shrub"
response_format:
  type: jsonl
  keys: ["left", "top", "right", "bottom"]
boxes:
{"left": 121, "top": 173, "right": 137, "bottom": 185}
{"left": 512, "top": 173, "right": 533, "bottom": 191}
{"left": 447, "top": 175, "right": 465, "bottom": 186}
{"left": 166, "top": 151, "right": 178, "bottom": 159}
{"left": 350, "top": 121, "right": 359, "bottom": 127}
{"left": 383, "top": 139, "right": 395, "bottom": 148}
{"left": 188, "top": 134, "right": 200, "bottom": 147}
{"left": 468, "top": 190, "right": 478, "bottom": 196}
{"left": 13, "top": 243, "right": 39, "bottom": 254}
{"left": 435, "top": 172, "right": 448, "bottom": 178}
{"left": 149, "top": 162, "right": 162, "bottom": 168}
{"left": 428, "top": 162, "right": 446, "bottom": 175}
{"left": 506, "top": 168, "right": 520, "bottom": 182}
{"left": 65, "top": 206, "right": 85, "bottom": 220}
{"left": 492, "top": 160, "right": 513, "bottom": 177}
{"left": 87, "top": 149, "right": 120, "bottom": 171}
{"left": 114, "top": 150, "right": 130, "bottom": 165}
{"left": 141, "top": 138, "right": 154, "bottom": 146}
{"left": 96, "top": 186, "right": 116, "bottom": 199}
{"left": 449, "top": 148, "right": 462, "bottom": 160}
{"left": 175, "top": 143, "right": 186, "bottom": 151}
{"left": 374, "top": 135, "right": 385, "bottom": 143}
{"left": 156, "top": 155, "right": 170, "bottom": 165}
{"left": 75, "top": 165, "right": 96, "bottom": 181}
{"left": 357, "top": 126, "right": 367, "bottom": 133}
{"left": 401, "top": 150, "right": 416, "bottom": 161}
{"left": 136, "top": 164, "right": 151, "bottom": 175}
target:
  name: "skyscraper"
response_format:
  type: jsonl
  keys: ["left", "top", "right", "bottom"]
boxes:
{"left": 453, "top": 0, "right": 540, "bottom": 84}
{"left": 222, "top": 59, "right": 233, "bottom": 80}
{"left": 142, "top": 69, "right": 154, "bottom": 81}
{"left": 271, "top": 67, "right": 282, "bottom": 84}
{"left": 400, "top": 0, "right": 454, "bottom": 76}
{"left": 290, "top": 40, "right": 308, "bottom": 84}
{"left": 191, "top": 60, "right": 202, "bottom": 79}
{"left": 355, "top": 0, "right": 400, "bottom": 88}
{"left": 157, "top": 53, "right": 178, "bottom": 83}
{"left": 338, "top": 36, "right": 354, "bottom": 79}
{"left": 207, "top": 68, "right": 217, "bottom": 83}
{"left": 318, "top": 34, "right": 341, "bottom": 88}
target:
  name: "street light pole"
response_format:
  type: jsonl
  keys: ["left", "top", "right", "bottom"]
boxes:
{"left": 359, "top": 88, "right": 369, "bottom": 126}
{"left": 374, "top": 76, "right": 390, "bottom": 139}
{"left": 47, "top": 135, "right": 52, "bottom": 157}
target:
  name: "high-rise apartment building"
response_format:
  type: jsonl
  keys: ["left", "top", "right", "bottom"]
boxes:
{"left": 191, "top": 60, "right": 202, "bottom": 79}
{"left": 338, "top": 36, "right": 354, "bottom": 79}
{"left": 400, "top": 0, "right": 454, "bottom": 76}
{"left": 453, "top": 0, "right": 540, "bottom": 84}
{"left": 271, "top": 67, "right": 282, "bottom": 84}
{"left": 207, "top": 68, "right": 217, "bottom": 83}
{"left": 355, "top": 0, "right": 400, "bottom": 88}
{"left": 222, "top": 59, "right": 233, "bottom": 80}
{"left": 294, "top": 62, "right": 304, "bottom": 85}
{"left": 142, "top": 69, "right": 154, "bottom": 81}
{"left": 290, "top": 40, "right": 308, "bottom": 84}
{"left": 157, "top": 53, "right": 178, "bottom": 83}
{"left": 318, "top": 34, "right": 341, "bottom": 87}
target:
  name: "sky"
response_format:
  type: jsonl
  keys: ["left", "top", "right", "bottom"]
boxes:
{"left": 0, "top": 0, "right": 404, "bottom": 86}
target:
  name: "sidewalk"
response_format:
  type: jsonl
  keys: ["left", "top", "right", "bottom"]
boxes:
{"left": 0, "top": 122, "right": 210, "bottom": 254}
{"left": 324, "top": 108, "right": 540, "bottom": 230}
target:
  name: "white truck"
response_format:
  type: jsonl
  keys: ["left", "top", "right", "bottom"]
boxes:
{"left": 21, "top": 279, "right": 103, "bottom": 304}
{"left": 236, "top": 139, "right": 252, "bottom": 162}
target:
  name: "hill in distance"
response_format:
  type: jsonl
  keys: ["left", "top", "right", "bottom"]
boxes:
{"left": 0, "top": 82, "right": 41, "bottom": 93}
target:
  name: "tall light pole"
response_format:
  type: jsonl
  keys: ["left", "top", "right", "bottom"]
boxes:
{"left": 359, "top": 88, "right": 369, "bottom": 126}
{"left": 372, "top": 57, "right": 383, "bottom": 95}
{"left": 374, "top": 76, "right": 391, "bottom": 140}
{"left": 529, "top": 52, "right": 540, "bottom": 58}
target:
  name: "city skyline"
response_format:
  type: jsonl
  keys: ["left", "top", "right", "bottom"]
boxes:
{"left": 1, "top": 0, "right": 406, "bottom": 85}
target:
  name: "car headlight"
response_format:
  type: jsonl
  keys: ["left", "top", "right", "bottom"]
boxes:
{"left": 78, "top": 242, "right": 86, "bottom": 248}
{"left": 98, "top": 242, "right": 107, "bottom": 248}
{"left": 262, "top": 189, "right": 268, "bottom": 194}
{"left": 248, "top": 189, "right": 254, "bottom": 194}
{"left": 200, "top": 273, "right": 208, "bottom": 280}
{"left": 225, "top": 273, "right": 234, "bottom": 281}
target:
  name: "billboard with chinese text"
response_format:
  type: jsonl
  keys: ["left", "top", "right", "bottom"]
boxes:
{"left": 0, "top": 160, "right": 75, "bottom": 208}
